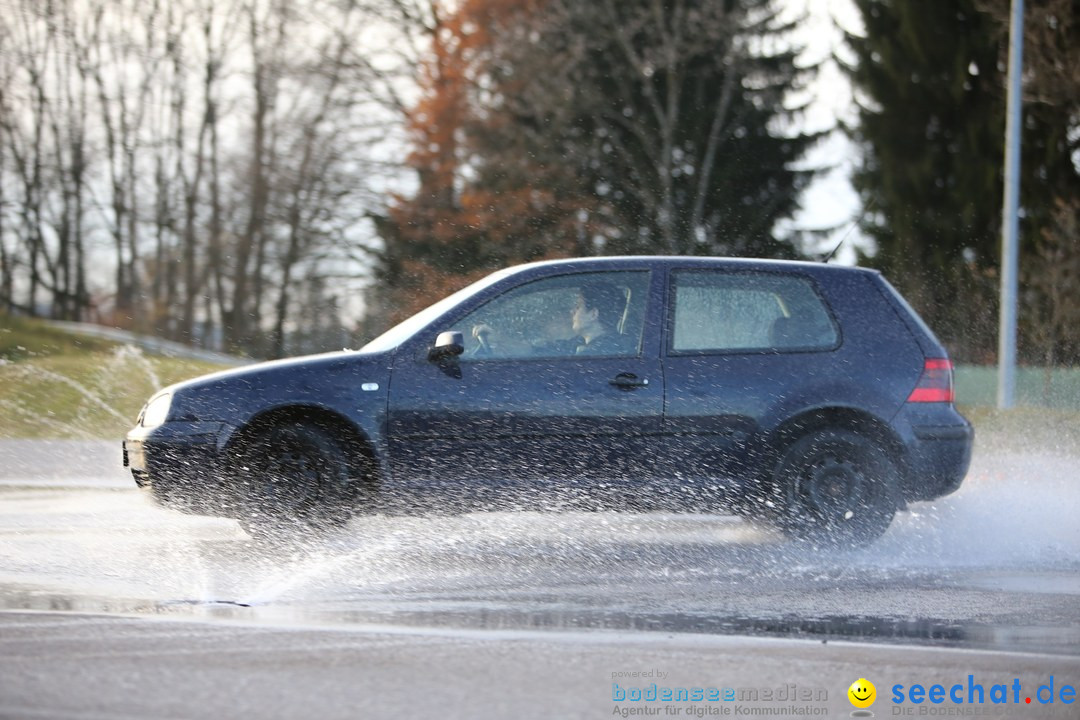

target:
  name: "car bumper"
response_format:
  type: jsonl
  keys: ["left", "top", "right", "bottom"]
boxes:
{"left": 894, "top": 406, "right": 974, "bottom": 502}
{"left": 124, "top": 421, "right": 235, "bottom": 516}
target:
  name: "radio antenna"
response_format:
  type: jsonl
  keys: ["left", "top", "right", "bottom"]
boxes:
{"left": 822, "top": 198, "right": 876, "bottom": 263}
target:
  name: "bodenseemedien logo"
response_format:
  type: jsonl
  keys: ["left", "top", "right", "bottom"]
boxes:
{"left": 609, "top": 679, "right": 829, "bottom": 716}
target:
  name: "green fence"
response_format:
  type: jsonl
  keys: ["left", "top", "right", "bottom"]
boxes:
{"left": 954, "top": 365, "right": 1080, "bottom": 410}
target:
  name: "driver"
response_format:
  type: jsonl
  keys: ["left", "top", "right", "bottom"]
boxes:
{"left": 570, "top": 282, "right": 627, "bottom": 356}
{"left": 469, "top": 281, "right": 629, "bottom": 358}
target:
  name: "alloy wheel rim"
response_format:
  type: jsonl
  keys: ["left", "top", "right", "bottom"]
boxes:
{"left": 802, "top": 453, "right": 867, "bottom": 523}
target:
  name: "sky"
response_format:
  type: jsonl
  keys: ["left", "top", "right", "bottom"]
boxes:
{"left": 781, "top": 0, "right": 868, "bottom": 264}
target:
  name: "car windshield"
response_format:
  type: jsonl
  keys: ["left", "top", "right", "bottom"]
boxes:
{"left": 359, "top": 266, "right": 520, "bottom": 353}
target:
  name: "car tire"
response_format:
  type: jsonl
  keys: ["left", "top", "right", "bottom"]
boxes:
{"left": 230, "top": 422, "right": 356, "bottom": 538}
{"left": 772, "top": 428, "right": 898, "bottom": 547}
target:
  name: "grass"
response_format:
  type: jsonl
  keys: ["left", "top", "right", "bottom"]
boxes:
{"left": 954, "top": 364, "right": 1080, "bottom": 411}
{"left": 959, "top": 404, "right": 1080, "bottom": 457}
{"left": 954, "top": 364, "right": 1080, "bottom": 455}
{"left": 1, "top": 315, "right": 231, "bottom": 440}
{"left": 0, "top": 314, "right": 119, "bottom": 359}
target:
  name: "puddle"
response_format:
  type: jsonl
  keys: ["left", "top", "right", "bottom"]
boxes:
{"left": 2, "top": 584, "right": 1078, "bottom": 656}
{"left": 958, "top": 571, "right": 1080, "bottom": 596}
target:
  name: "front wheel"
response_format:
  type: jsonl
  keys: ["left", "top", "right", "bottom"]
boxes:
{"left": 772, "top": 429, "right": 899, "bottom": 547}
{"left": 229, "top": 422, "right": 357, "bottom": 538}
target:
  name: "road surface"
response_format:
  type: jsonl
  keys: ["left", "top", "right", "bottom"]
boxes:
{"left": 0, "top": 437, "right": 1077, "bottom": 718}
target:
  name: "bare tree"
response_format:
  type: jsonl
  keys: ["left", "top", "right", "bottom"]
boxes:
{"left": 48, "top": 0, "right": 95, "bottom": 321}
{"left": 175, "top": 0, "right": 242, "bottom": 344}
{"left": 1, "top": 1, "right": 91, "bottom": 318}
{"left": 3, "top": 3, "right": 58, "bottom": 316}
{"left": 0, "top": 12, "right": 17, "bottom": 312}
{"left": 1, "top": 0, "right": 408, "bottom": 356}
{"left": 83, "top": 0, "right": 166, "bottom": 328}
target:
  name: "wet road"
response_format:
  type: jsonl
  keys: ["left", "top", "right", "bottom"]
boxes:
{"left": 1, "top": 438, "right": 1078, "bottom": 718}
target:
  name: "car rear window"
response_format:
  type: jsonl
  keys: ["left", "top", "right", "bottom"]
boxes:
{"left": 669, "top": 270, "right": 838, "bottom": 354}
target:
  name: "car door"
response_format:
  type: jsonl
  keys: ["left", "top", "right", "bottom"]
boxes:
{"left": 659, "top": 268, "right": 842, "bottom": 508}
{"left": 386, "top": 269, "right": 664, "bottom": 512}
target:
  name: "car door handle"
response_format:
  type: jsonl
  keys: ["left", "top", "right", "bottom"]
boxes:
{"left": 610, "top": 373, "right": 649, "bottom": 390}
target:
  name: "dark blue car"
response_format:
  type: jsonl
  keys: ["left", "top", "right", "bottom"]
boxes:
{"left": 124, "top": 257, "right": 972, "bottom": 544}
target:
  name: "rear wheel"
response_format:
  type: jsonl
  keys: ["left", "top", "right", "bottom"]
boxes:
{"left": 229, "top": 422, "right": 358, "bottom": 538}
{"left": 772, "top": 429, "right": 898, "bottom": 547}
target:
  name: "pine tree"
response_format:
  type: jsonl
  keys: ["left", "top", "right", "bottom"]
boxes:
{"left": 368, "top": 0, "right": 824, "bottom": 329}
{"left": 987, "top": 0, "right": 1080, "bottom": 366}
{"left": 844, "top": 0, "right": 1005, "bottom": 360}
{"left": 845, "top": 0, "right": 1080, "bottom": 362}
{"left": 467, "top": 0, "right": 821, "bottom": 258}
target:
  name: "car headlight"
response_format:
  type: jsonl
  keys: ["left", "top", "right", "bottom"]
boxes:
{"left": 141, "top": 393, "right": 172, "bottom": 428}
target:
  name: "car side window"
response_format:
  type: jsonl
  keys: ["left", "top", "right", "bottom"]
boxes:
{"left": 452, "top": 271, "right": 650, "bottom": 360}
{"left": 669, "top": 271, "right": 838, "bottom": 354}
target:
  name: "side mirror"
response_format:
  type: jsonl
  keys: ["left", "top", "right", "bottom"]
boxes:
{"left": 428, "top": 331, "right": 465, "bottom": 362}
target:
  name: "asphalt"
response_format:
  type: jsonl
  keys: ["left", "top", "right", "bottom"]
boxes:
{"left": 2, "top": 611, "right": 1079, "bottom": 720}
{"left": 0, "top": 439, "right": 1078, "bottom": 719}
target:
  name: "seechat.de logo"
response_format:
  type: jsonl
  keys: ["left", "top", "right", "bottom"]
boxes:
{"left": 848, "top": 678, "right": 876, "bottom": 717}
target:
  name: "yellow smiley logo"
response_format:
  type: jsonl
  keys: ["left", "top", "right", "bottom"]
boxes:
{"left": 848, "top": 678, "right": 876, "bottom": 709}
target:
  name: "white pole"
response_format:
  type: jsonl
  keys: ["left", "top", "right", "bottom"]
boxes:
{"left": 998, "top": 0, "right": 1023, "bottom": 409}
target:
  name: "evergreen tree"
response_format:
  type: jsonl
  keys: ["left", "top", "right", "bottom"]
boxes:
{"left": 986, "top": 0, "right": 1080, "bottom": 366}
{"left": 468, "top": 0, "right": 821, "bottom": 258}
{"left": 844, "top": 0, "right": 1004, "bottom": 361}
{"left": 368, "top": 0, "right": 823, "bottom": 329}
{"left": 845, "top": 0, "right": 1080, "bottom": 362}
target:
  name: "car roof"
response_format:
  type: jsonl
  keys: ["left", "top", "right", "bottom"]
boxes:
{"left": 506, "top": 255, "right": 881, "bottom": 279}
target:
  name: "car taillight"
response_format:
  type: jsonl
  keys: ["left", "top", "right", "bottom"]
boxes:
{"left": 907, "top": 358, "right": 955, "bottom": 403}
